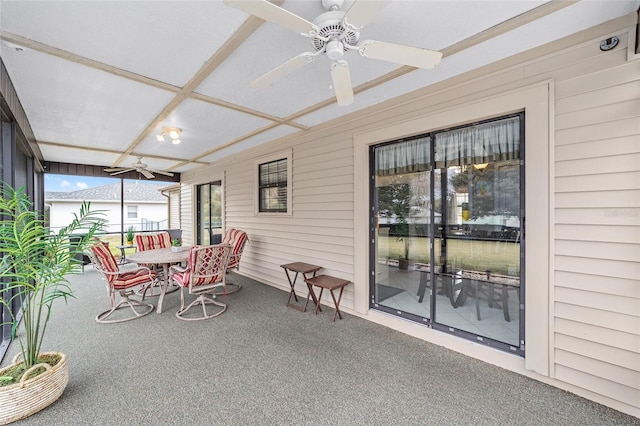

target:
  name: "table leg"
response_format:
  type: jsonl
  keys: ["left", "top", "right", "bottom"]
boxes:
{"left": 329, "top": 287, "right": 345, "bottom": 322}
{"left": 303, "top": 272, "right": 321, "bottom": 312}
{"left": 285, "top": 270, "right": 308, "bottom": 312}
{"left": 417, "top": 271, "right": 429, "bottom": 303}
{"left": 285, "top": 270, "right": 299, "bottom": 302}
{"left": 156, "top": 263, "right": 169, "bottom": 314}
{"left": 313, "top": 287, "right": 324, "bottom": 316}
{"left": 501, "top": 285, "right": 510, "bottom": 322}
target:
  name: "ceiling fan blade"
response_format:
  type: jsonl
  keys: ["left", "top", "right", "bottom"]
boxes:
{"left": 107, "top": 169, "right": 134, "bottom": 176}
{"left": 359, "top": 40, "right": 443, "bottom": 69}
{"left": 330, "top": 60, "right": 354, "bottom": 107}
{"left": 251, "top": 52, "right": 316, "bottom": 89}
{"left": 147, "top": 168, "right": 174, "bottom": 177}
{"left": 104, "top": 168, "right": 126, "bottom": 173}
{"left": 343, "top": 0, "right": 390, "bottom": 29}
{"left": 223, "top": 0, "right": 314, "bottom": 34}
{"left": 138, "top": 169, "right": 155, "bottom": 179}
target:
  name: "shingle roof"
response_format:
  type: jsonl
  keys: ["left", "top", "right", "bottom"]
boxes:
{"left": 45, "top": 181, "right": 167, "bottom": 202}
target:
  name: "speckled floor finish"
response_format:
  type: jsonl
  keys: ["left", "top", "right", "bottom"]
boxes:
{"left": 2, "top": 266, "right": 638, "bottom": 425}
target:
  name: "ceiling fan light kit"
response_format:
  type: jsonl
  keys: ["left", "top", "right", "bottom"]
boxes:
{"left": 224, "top": 0, "right": 442, "bottom": 107}
{"left": 156, "top": 126, "right": 182, "bottom": 144}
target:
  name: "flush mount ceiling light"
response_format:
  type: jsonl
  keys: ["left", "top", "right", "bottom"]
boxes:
{"left": 156, "top": 127, "right": 182, "bottom": 144}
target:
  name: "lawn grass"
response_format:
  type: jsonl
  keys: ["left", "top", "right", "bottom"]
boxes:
{"left": 379, "top": 236, "right": 520, "bottom": 276}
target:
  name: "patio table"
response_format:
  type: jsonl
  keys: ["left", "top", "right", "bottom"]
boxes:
{"left": 127, "top": 247, "right": 190, "bottom": 314}
{"left": 116, "top": 244, "right": 137, "bottom": 264}
{"left": 280, "top": 262, "right": 322, "bottom": 312}
{"left": 304, "top": 274, "right": 351, "bottom": 322}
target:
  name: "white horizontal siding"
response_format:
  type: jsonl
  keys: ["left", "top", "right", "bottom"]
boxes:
{"left": 555, "top": 271, "right": 640, "bottom": 298}
{"left": 180, "top": 185, "right": 192, "bottom": 245}
{"left": 555, "top": 318, "right": 638, "bottom": 353}
{"left": 555, "top": 351, "right": 639, "bottom": 395}
{"left": 556, "top": 255, "right": 638, "bottom": 281}
{"left": 555, "top": 364, "right": 640, "bottom": 409}
{"left": 555, "top": 240, "right": 639, "bottom": 263}
{"left": 169, "top": 190, "right": 180, "bottom": 229}
{"left": 555, "top": 224, "right": 640, "bottom": 244}
{"left": 555, "top": 290, "right": 639, "bottom": 324}
{"left": 176, "top": 14, "right": 640, "bottom": 416}
{"left": 203, "top": 132, "right": 356, "bottom": 311}
{"left": 552, "top": 33, "right": 640, "bottom": 411}
{"left": 556, "top": 333, "right": 639, "bottom": 371}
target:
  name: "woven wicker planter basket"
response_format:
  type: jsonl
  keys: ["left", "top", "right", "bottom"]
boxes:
{"left": 0, "top": 352, "right": 68, "bottom": 425}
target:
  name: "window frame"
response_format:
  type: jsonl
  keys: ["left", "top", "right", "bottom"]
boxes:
{"left": 368, "top": 113, "right": 525, "bottom": 356}
{"left": 255, "top": 149, "right": 292, "bottom": 216}
{"left": 127, "top": 205, "right": 138, "bottom": 219}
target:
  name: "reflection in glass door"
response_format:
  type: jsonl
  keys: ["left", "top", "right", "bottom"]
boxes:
{"left": 371, "top": 114, "right": 524, "bottom": 354}
{"left": 373, "top": 168, "right": 432, "bottom": 319}
{"left": 197, "top": 181, "right": 222, "bottom": 244}
{"left": 433, "top": 160, "right": 521, "bottom": 347}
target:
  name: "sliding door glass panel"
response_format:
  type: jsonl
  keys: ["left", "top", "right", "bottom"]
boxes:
{"left": 370, "top": 114, "right": 523, "bottom": 352}
{"left": 373, "top": 137, "right": 432, "bottom": 317}
{"left": 432, "top": 117, "right": 521, "bottom": 347}
{"left": 197, "top": 181, "right": 222, "bottom": 245}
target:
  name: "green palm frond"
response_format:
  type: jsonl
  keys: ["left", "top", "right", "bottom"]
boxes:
{"left": 0, "top": 182, "right": 106, "bottom": 368}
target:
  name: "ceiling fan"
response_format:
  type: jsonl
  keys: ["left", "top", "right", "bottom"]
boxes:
{"left": 104, "top": 157, "right": 174, "bottom": 179}
{"left": 224, "top": 0, "right": 443, "bottom": 106}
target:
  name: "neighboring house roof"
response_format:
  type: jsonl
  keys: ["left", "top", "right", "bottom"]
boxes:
{"left": 45, "top": 181, "right": 167, "bottom": 202}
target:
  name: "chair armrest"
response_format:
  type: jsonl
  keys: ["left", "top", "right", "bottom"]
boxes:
{"left": 134, "top": 266, "right": 153, "bottom": 275}
{"left": 169, "top": 264, "right": 187, "bottom": 275}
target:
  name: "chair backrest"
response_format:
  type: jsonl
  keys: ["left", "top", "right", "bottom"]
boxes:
{"left": 183, "top": 244, "right": 232, "bottom": 289}
{"left": 88, "top": 242, "right": 119, "bottom": 283}
{"left": 135, "top": 231, "right": 172, "bottom": 251}
{"left": 220, "top": 228, "right": 248, "bottom": 270}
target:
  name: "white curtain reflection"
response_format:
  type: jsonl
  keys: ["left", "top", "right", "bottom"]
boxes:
{"left": 434, "top": 116, "right": 520, "bottom": 168}
{"left": 375, "top": 136, "right": 430, "bottom": 176}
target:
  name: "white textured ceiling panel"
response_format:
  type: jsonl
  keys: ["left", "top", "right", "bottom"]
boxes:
{"left": 135, "top": 97, "right": 274, "bottom": 160}
{"left": 1, "top": 0, "right": 638, "bottom": 175}
{"left": 0, "top": 1, "right": 245, "bottom": 87}
{"left": 1, "top": 47, "right": 175, "bottom": 149}
{"left": 39, "top": 144, "right": 122, "bottom": 167}
{"left": 297, "top": 0, "right": 640, "bottom": 128}
{"left": 199, "top": 124, "right": 300, "bottom": 164}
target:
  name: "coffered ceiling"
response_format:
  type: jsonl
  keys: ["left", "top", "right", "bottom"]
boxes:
{"left": 0, "top": 1, "right": 638, "bottom": 177}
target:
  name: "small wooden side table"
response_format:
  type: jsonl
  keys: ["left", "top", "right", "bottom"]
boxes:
{"left": 280, "top": 262, "right": 322, "bottom": 312}
{"left": 305, "top": 274, "right": 351, "bottom": 322}
{"left": 116, "top": 244, "right": 137, "bottom": 264}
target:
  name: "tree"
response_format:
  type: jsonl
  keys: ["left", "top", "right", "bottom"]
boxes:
{"left": 377, "top": 178, "right": 412, "bottom": 260}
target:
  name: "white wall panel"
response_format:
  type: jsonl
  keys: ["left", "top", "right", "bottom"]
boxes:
{"left": 178, "top": 15, "right": 640, "bottom": 416}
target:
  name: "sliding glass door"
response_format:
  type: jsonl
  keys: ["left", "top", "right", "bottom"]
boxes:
{"left": 371, "top": 114, "right": 524, "bottom": 354}
{"left": 196, "top": 181, "right": 222, "bottom": 245}
{"left": 373, "top": 137, "right": 433, "bottom": 319}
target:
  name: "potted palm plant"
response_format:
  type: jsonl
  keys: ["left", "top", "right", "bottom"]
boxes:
{"left": 125, "top": 225, "right": 135, "bottom": 245}
{"left": 0, "top": 183, "right": 105, "bottom": 423}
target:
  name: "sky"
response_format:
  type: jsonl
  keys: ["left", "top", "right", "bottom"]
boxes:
{"left": 44, "top": 174, "right": 168, "bottom": 192}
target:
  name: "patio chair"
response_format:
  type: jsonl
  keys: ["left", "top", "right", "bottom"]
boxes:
{"left": 87, "top": 241, "right": 156, "bottom": 323}
{"left": 169, "top": 244, "right": 232, "bottom": 321}
{"left": 134, "top": 231, "right": 174, "bottom": 295}
{"left": 135, "top": 231, "right": 172, "bottom": 251}
{"left": 215, "top": 228, "right": 249, "bottom": 295}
